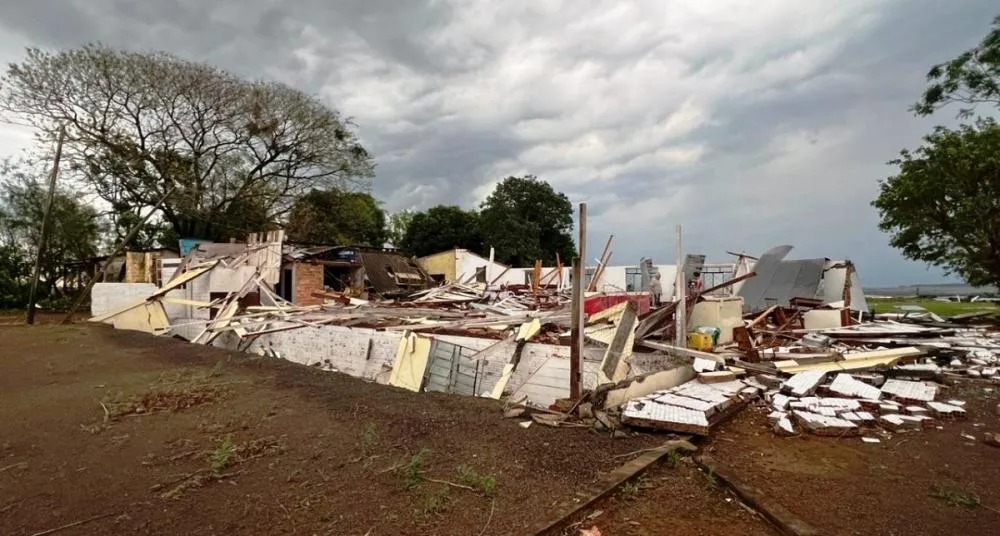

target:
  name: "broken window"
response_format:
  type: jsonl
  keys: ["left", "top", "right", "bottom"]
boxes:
{"left": 475, "top": 266, "right": 487, "bottom": 283}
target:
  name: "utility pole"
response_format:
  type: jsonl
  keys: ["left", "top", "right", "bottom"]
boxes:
{"left": 26, "top": 127, "right": 66, "bottom": 325}
{"left": 569, "top": 202, "right": 587, "bottom": 399}
{"left": 674, "top": 224, "right": 686, "bottom": 347}
{"left": 61, "top": 187, "right": 177, "bottom": 324}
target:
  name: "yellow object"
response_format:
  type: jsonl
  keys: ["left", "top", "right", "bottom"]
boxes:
{"left": 687, "top": 332, "right": 714, "bottom": 352}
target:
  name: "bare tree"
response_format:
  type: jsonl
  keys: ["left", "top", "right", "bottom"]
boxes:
{"left": 0, "top": 45, "right": 374, "bottom": 240}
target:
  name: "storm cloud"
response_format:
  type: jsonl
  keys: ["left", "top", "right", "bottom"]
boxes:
{"left": 0, "top": 0, "right": 996, "bottom": 285}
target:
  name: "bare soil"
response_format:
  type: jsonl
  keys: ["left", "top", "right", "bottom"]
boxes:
{"left": 1, "top": 324, "right": 707, "bottom": 536}
{"left": 707, "top": 384, "right": 1000, "bottom": 536}
{"left": 559, "top": 460, "right": 776, "bottom": 536}
{"left": 7, "top": 324, "right": 1000, "bottom": 535}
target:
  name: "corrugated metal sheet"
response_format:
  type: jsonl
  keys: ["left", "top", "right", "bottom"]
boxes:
{"left": 736, "top": 245, "right": 793, "bottom": 313}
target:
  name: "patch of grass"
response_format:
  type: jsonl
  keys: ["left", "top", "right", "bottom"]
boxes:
{"left": 210, "top": 436, "right": 236, "bottom": 474}
{"left": 619, "top": 479, "right": 642, "bottom": 501}
{"left": 931, "top": 486, "right": 981, "bottom": 509}
{"left": 868, "top": 297, "right": 999, "bottom": 317}
{"left": 208, "top": 360, "right": 226, "bottom": 378}
{"left": 703, "top": 467, "right": 718, "bottom": 490}
{"left": 361, "top": 423, "right": 379, "bottom": 456}
{"left": 457, "top": 465, "right": 499, "bottom": 497}
{"left": 397, "top": 449, "right": 428, "bottom": 490}
{"left": 422, "top": 486, "right": 451, "bottom": 517}
{"left": 664, "top": 448, "right": 684, "bottom": 468}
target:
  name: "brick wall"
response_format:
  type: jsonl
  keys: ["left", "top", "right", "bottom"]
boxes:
{"left": 294, "top": 262, "right": 324, "bottom": 305}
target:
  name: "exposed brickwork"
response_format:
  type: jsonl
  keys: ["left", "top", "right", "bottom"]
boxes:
{"left": 294, "top": 262, "right": 324, "bottom": 306}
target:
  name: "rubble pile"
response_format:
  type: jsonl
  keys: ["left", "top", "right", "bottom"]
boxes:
{"left": 762, "top": 372, "right": 966, "bottom": 440}
{"left": 89, "top": 236, "right": 1000, "bottom": 441}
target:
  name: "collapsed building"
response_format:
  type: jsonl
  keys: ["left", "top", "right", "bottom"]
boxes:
{"left": 88, "top": 233, "right": 995, "bottom": 442}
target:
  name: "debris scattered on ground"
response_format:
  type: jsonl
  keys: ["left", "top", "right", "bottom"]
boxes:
{"left": 88, "top": 238, "right": 1000, "bottom": 440}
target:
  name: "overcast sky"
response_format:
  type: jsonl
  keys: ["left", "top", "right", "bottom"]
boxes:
{"left": 0, "top": 1, "right": 996, "bottom": 286}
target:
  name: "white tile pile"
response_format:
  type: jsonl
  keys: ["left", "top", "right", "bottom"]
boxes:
{"left": 925, "top": 328, "right": 1000, "bottom": 377}
{"left": 762, "top": 372, "right": 965, "bottom": 438}
{"left": 622, "top": 378, "right": 763, "bottom": 435}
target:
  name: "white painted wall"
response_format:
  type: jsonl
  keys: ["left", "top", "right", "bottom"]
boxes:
{"left": 820, "top": 261, "right": 870, "bottom": 313}
{"left": 455, "top": 250, "right": 509, "bottom": 283}
{"left": 91, "top": 283, "right": 158, "bottom": 316}
{"left": 215, "top": 325, "right": 605, "bottom": 408}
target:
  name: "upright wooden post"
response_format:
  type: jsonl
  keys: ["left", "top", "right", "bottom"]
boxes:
{"left": 674, "top": 224, "right": 686, "bottom": 347}
{"left": 570, "top": 261, "right": 583, "bottom": 400}
{"left": 26, "top": 127, "right": 66, "bottom": 325}
{"left": 570, "top": 202, "right": 587, "bottom": 399}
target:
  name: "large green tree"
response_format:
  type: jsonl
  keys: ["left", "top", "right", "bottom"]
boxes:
{"left": 876, "top": 15, "right": 1000, "bottom": 288}
{"left": 874, "top": 120, "right": 1000, "bottom": 287}
{"left": 0, "top": 172, "right": 104, "bottom": 301}
{"left": 399, "top": 205, "right": 483, "bottom": 257}
{"left": 286, "top": 188, "right": 387, "bottom": 246}
{"left": 479, "top": 175, "right": 575, "bottom": 266}
{"left": 0, "top": 45, "right": 374, "bottom": 241}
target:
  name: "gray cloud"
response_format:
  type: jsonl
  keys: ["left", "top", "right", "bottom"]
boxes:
{"left": 0, "top": 0, "right": 996, "bottom": 286}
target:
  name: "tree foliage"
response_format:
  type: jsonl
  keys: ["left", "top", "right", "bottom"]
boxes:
{"left": 286, "top": 188, "right": 386, "bottom": 247}
{"left": 914, "top": 15, "right": 1000, "bottom": 117}
{"left": 399, "top": 205, "right": 483, "bottom": 258}
{"left": 0, "top": 45, "right": 374, "bottom": 241}
{"left": 873, "top": 119, "right": 1000, "bottom": 287}
{"left": 0, "top": 169, "right": 104, "bottom": 303}
{"left": 386, "top": 210, "right": 414, "bottom": 249}
{"left": 479, "top": 175, "right": 574, "bottom": 266}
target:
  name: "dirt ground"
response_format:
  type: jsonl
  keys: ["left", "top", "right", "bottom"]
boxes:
{"left": 2, "top": 324, "right": 725, "bottom": 536}
{"left": 559, "top": 460, "right": 776, "bottom": 536}
{"left": 6, "top": 324, "right": 1000, "bottom": 535}
{"left": 707, "top": 383, "right": 1000, "bottom": 536}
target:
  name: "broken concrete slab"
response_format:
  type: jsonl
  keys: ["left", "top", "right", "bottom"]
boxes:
{"left": 926, "top": 401, "right": 967, "bottom": 419}
{"left": 771, "top": 393, "right": 791, "bottom": 411}
{"left": 880, "top": 414, "right": 922, "bottom": 431}
{"left": 621, "top": 379, "right": 759, "bottom": 436}
{"left": 881, "top": 379, "right": 938, "bottom": 403}
{"left": 774, "top": 416, "right": 797, "bottom": 436}
{"left": 781, "top": 370, "right": 826, "bottom": 397}
{"left": 601, "top": 365, "right": 696, "bottom": 409}
{"left": 693, "top": 357, "right": 718, "bottom": 373}
{"left": 827, "top": 373, "right": 882, "bottom": 400}
{"left": 792, "top": 410, "right": 859, "bottom": 436}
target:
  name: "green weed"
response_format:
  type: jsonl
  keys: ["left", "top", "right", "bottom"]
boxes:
{"left": 397, "top": 449, "right": 428, "bottom": 490}
{"left": 619, "top": 479, "right": 641, "bottom": 500}
{"left": 457, "top": 464, "right": 499, "bottom": 497}
{"left": 210, "top": 436, "right": 236, "bottom": 474}
{"left": 664, "top": 448, "right": 684, "bottom": 468}
{"left": 931, "top": 486, "right": 981, "bottom": 509}
{"left": 422, "top": 486, "right": 451, "bottom": 516}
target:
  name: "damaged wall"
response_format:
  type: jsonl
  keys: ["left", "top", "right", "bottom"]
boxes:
{"left": 293, "top": 263, "right": 325, "bottom": 306}
{"left": 229, "top": 326, "right": 603, "bottom": 408}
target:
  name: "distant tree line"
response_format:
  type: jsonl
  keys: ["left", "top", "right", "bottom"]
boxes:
{"left": 0, "top": 45, "right": 576, "bottom": 308}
